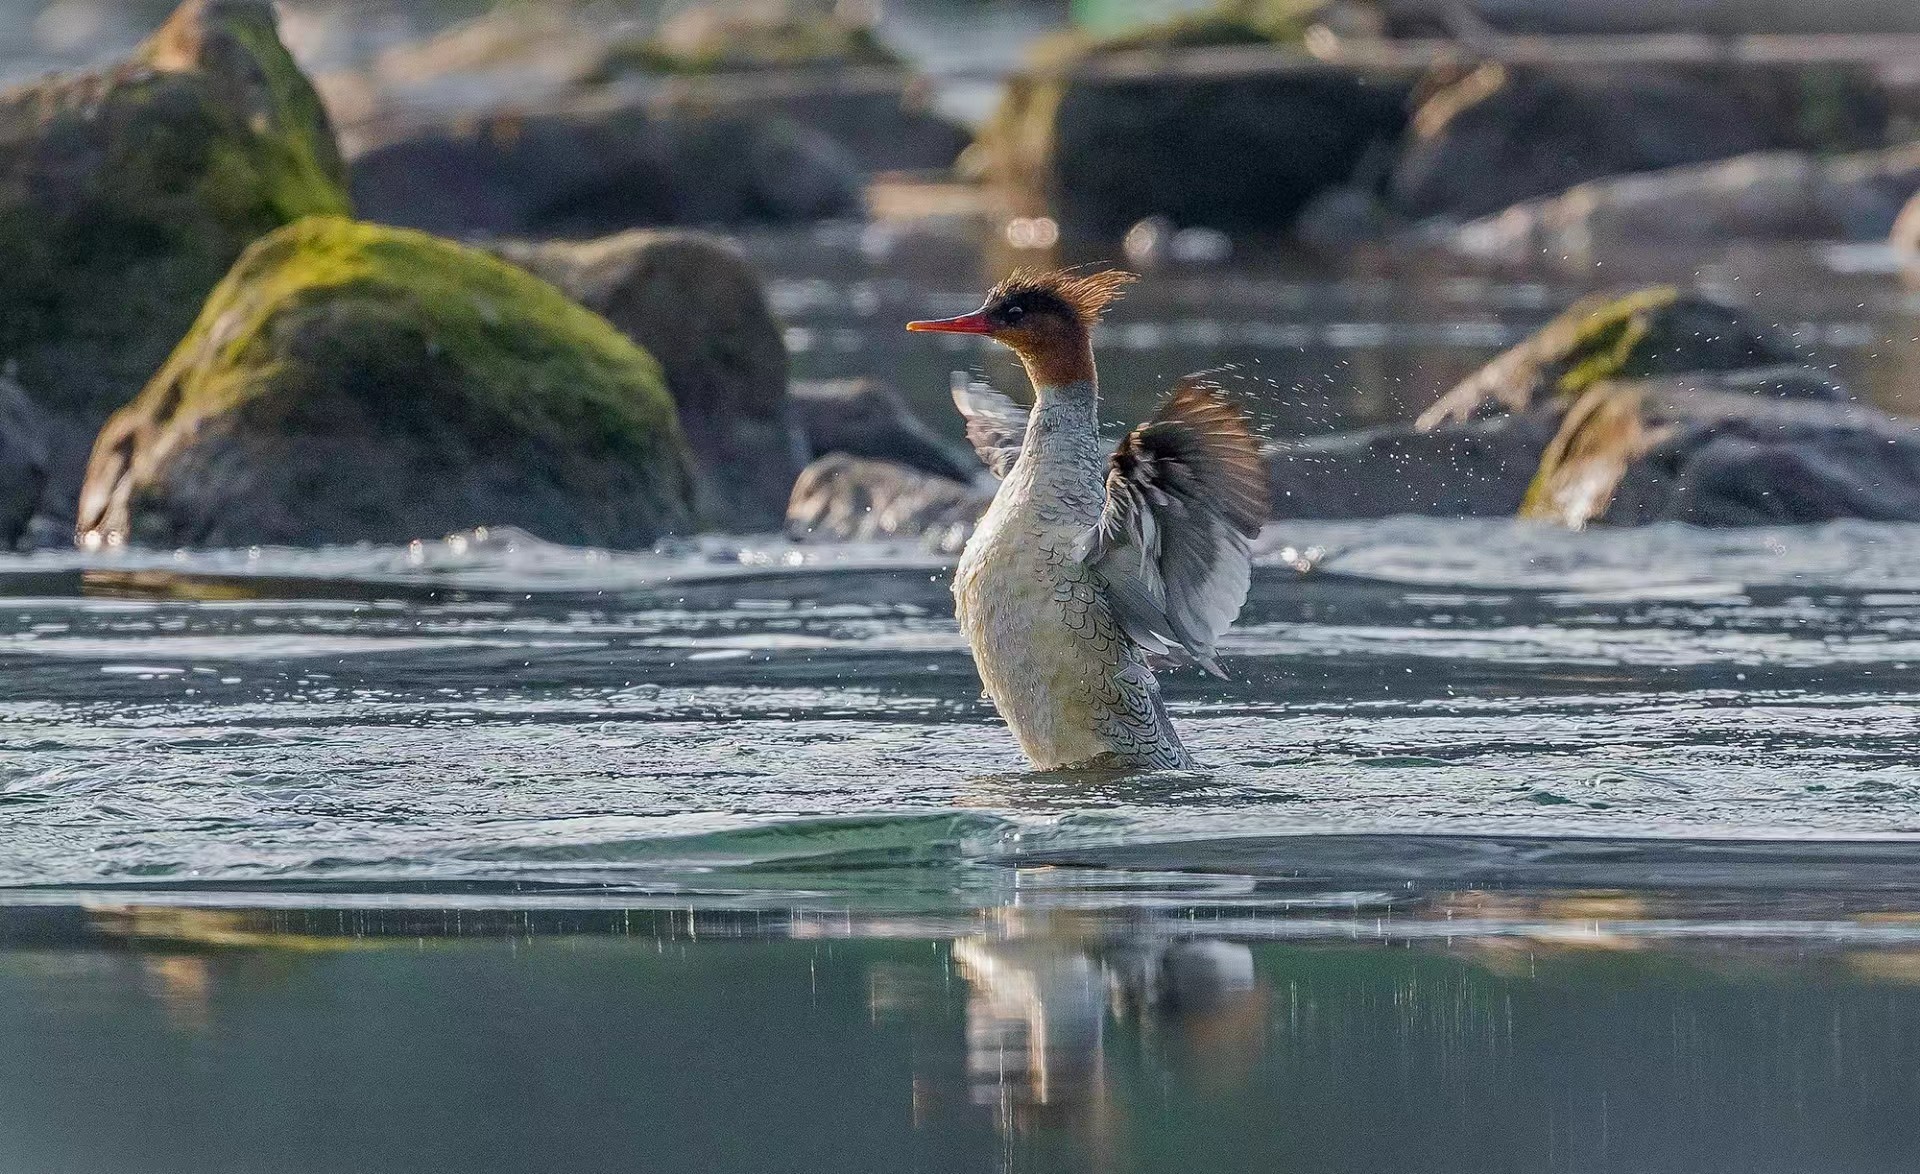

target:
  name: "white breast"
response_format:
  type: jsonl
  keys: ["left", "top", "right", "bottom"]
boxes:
{"left": 954, "top": 488, "right": 1114, "bottom": 768}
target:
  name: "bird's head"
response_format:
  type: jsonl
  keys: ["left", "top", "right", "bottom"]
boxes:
{"left": 908, "top": 268, "right": 1135, "bottom": 388}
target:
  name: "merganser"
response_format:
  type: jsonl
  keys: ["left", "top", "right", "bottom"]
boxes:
{"left": 907, "top": 269, "right": 1267, "bottom": 770}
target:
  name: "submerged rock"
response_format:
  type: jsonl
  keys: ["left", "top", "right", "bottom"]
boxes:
{"left": 1392, "top": 64, "right": 1891, "bottom": 223}
{"left": 349, "top": 100, "right": 861, "bottom": 237}
{"left": 0, "top": 0, "right": 350, "bottom": 529}
{"left": 971, "top": 1, "right": 1407, "bottom": 239}
{"left": 786, "top": 454, "right": 989, "bottom": 550}
{"left": 77, "top": 217, "right": 696, "bottom": 549}
{"left": 493, "top": 232, "right": 797, "bottom": 533}
{"left": 1452, "top": 144, "right": 1920, "bottom": 262}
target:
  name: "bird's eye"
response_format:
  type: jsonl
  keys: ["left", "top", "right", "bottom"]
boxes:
{"left": 1002, "top": 305, "right": 1024, "bottom": 323}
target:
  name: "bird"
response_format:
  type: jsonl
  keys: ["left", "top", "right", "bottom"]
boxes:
{"left": 906, "top": 269, "right": 1268, "bottom": 771}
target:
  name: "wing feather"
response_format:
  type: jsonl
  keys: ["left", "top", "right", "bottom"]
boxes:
{"left": 951, "top": 373, "right": 1028, "bottom": 479}
{"left": 1081, "top": 378, "right": 1268, "bottom": 677}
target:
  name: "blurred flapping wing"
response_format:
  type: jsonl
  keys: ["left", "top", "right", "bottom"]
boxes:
{"left": 1074, "top": 378, "right": 1267, "bottom": 677}
{"left": 951, "top": 372, "right": 1028, "bottom": 479}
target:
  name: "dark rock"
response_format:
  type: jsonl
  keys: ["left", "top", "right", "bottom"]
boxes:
{"left": 972, "top": 5, "right": 1408, "bottom": 240}
{"left": 1418, "top": 287, "right": 1816, "bottom": 430}
{"left": 325, "top": 3, "right": 968, "bottom": 180}
{"left": 349, "top": 98, "right": 861, "bottom": 237}
{"left": 694, "top": 86, "right": 970, "bottom": 176}
{"left": 1267, "top": 411, "right": 1563, "bottom": 519}
{"left": 1525, "top": 372, "right": 1920, "bottom": 528}
{"left": 1453, "top": 144, "right": 1920, "bottom": 262}
{"left": 790, "top": 378, "right": 982, "bottom": 483}
{"left": 77, "top": 217, "right": 696, "bottom": 550}
{"left": 786, "top": 454, "right": 988, "bottom": 549}
{"left": 1392, "top": 64, "right": 1891, "bottom": 223}
{"left": 1279, "top": 287, "right": 1849, "bottom": 526}
{"left": 0, "top": 0, "right": 350, "bottom": 532}
{"left": 585, "top": 6, "right": 901, "bottom": 78}
{"left": 0, "top": 371, "right": 51, "bottom": 549}
{"left": 492, "top": 232, "right": 797, "bottom": 533}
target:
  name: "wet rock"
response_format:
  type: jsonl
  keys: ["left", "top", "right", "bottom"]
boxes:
{"left": 349, "top": 99, "right": 861, "bottom": 237}
{"left": 786, "top": 454, "right": 988, "bottom": 549}
{"left": 585, "top": 4, "right": 900, "bottom": 78}
{"left": 1452, "top": 144, "right": 1920, "bottom": 262}
{"left": 77, "top": 217, "right": 696, "bottom": 550}
{"left": 1391, "top": 64, "right": 1891, "bottom": 223}
{"left": 0, "top": 371, "right": 51, "bottom": 549}
{"left": 1523, "top": 371, "right": 1920, "bottom": 528}
{"left": 694, "top": 85, "right": 971, "bottom": 177}
{"left": 1417, "top": 287, "right": 1816, "bottom": 431}
{"left": 1272, "top": 287, "right": 1849, "bottom": 525}
{"left": 790, "top": 379, "right": 982, "bottom": 483}
{"left": 971, "top": 2, "right": 1407, "bottom": 239}
{"left": 578, "top": 5, "right": 969, "bottom": 175}
{"left": 492, "top": 232, "right": 797, "bottom": 533}
{"left": 0, "top": 0, "right": 350, "bottom": 531}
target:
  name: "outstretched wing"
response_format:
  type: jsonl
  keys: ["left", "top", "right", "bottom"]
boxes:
{"left": 951, "top": 372, "right": 1028, "bottom": 479}
{"left": 1074, "top": 378, "right": 1267, "bottom": 678}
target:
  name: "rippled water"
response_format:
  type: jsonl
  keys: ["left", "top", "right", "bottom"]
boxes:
{"left": 4, "top": 517, "right": 1920, "bottom": 902}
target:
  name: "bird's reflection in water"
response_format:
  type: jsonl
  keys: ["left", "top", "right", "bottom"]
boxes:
{"left": 953, "top": 919, "right": 1268, "bottom": 1139}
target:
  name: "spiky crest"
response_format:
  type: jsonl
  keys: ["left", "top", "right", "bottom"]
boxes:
{"left": 987, "top": 268, "right": 1136, "bottom": 328}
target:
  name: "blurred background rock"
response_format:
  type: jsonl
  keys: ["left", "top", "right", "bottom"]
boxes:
{"left": 10, "top": 0, "right": 1920, "bottom": 550}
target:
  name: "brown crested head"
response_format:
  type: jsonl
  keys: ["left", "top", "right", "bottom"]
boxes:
{"left": 907, "top": 268, "right": 1136, "bottom": 387}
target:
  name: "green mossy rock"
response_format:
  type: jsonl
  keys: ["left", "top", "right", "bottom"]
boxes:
{"left": 1519, "top": 369, "right": 1920, "bottom": 529}
{"left": 77, "top": 217, "right": 696, "bottom": 549}
{"left": 1417, "top": 287, "right": 1817, "bottom": 431}
{"left": 0, "top": 0, "right": 349, "bottom": 526}
{"left": 971, "top": 0, "right": 1406, "bottom": 239}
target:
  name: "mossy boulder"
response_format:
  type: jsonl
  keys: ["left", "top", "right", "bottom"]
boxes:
{"left": 1392, "top": 64, "right": 1894, "bottom": 223}
{"left": 0, "top": 0, "right": 349, "bottom": 528}
{"left": 972, "top": 0, "right": 1407, "bottom": 239}
{"left": 1520, "top": 370, "right": 1920, "bottom": 528}
{"left": 1272, "top": 287, "right": 1852, "bottom": 525}
{"left": 492, "top": 232, "right": 798, "bottom": 532}
{"left": 350, "top": 103, "right": 859, "bottom": 237}
{"left": 1417, "top": 287, "right": 1818, "bottom": 431}
{"left": 77, "top": 217, "right": 696, "bottom": 549}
